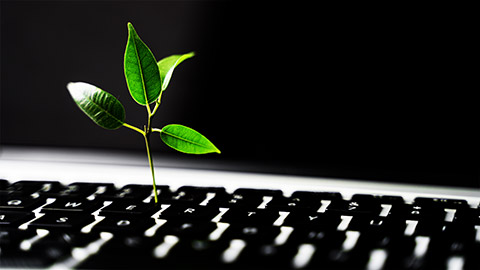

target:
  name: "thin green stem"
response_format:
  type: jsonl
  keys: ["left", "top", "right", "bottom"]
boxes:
{"left": 123, "top": 123, "right": 145, "bottom": 135}
{"left": 143, "top": 91, "right": 163, "bottom": 204}
{"left": 152, "top": 128, "right": 162, "bottom": 133}
{"left": 144, "top": 133, "right": 158, "bottom": 203}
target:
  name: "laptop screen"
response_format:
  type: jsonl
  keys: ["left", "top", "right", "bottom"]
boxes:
{"left": 1, "top": 1, "right": 476, "bottom": 188}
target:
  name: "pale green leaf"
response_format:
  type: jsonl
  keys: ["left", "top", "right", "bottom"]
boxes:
{"left": 160, "top": 124, "right": 220, "bottom": 154}
{"left": 157, "top": 52, "right": 195, "bottom": 91}
{"left": 67, "top": 82, "right": 125, "bottom": 130}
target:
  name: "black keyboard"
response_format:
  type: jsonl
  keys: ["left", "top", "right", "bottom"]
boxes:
{"left": 1, "top": 180, "right": 479, "bottom": 269}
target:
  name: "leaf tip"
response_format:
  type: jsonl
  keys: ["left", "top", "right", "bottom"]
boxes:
{"left": 212, "top": 145, "right": 221, "bottom": 154}
{"left": 66, "top": 82, "right": 74, "bottom": 91}
{"left": 127, "top": 22, "right": 137, "bottom": 37}
{"left": 66, "top": 82, "right": 83, "bottom": 99}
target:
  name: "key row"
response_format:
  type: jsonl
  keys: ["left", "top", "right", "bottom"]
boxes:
{"left": 1, "top": 181, "right": 476, "bottom": 214}
{"left": 2, "top": 223, "right": 479, "bottom": 270}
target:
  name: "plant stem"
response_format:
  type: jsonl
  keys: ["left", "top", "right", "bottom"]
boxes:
{"left": 144, "top": 132, "right": 158, "bottom": 203}
{"left": 142, "top": 93, "right": 164, "bottom": 204}
{"left": 123, "top": 123, "right": 145, "bottom": 135}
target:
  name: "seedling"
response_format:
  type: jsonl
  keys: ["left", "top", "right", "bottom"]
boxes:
{"left": 67, "top": 22, "right": 220, "bottom": 203}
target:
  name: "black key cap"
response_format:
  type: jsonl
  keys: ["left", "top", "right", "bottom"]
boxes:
{"left": 0, "top": 211, "right": 35, "bottom": 227}
{"left": 160, "top": 238, "right": 229, "bottom": 269}
{"left": 218, "top": 193, "right": 263, "bottom": 208}
{"left": 222, "top": 224, "right": 281, "bottom": 244}
{"left": 4, "top": 181, "right": 62, "bottom": 196}
{"left": 177, "top": 186, "right": 226, "bottom": 199}
{"left": 455, "top": 207, "right": 480, "bottom": 225}
{"left": 45, "top": 231, "right": 101, "bottom": 247}
{"left": 92, "top": 216, "right": 156, "bottom": 233}
{"left": 140, "top": 185, "right": 174, "bottom": 203}
{"left": 160, "top": 205, "right": 219, "bottom": 222}
{"left": 218, "top": 188, "right": 282, "bottom": 209}
{"left": 221, "top": 208, "right": 279, "bottom": 225}
{"left": 283, "top": 211, "right": 341, "bottom": 230}
{"left": 156, "top": 186, "right": 223, "bottom": 205}
{"left": 98, "top": 184, "right": 166, "bottom": 201}
{"left": 268, "top": 191, "right": 341, "bottom": 211}
{"left": 0, "top": 179, "right": 10, "bottom": 191}
{"left": 157, "top": 221, "right": 217, "bottom": 239}
{"left": 0, "top": 228, "right": 37, "bottom": 250}
{"left": 235, "top": 242, "right": 297, "bottom": 270}
{"left": 364, "top": 216, "right": 407, "bottom": 236}
{"left": 415, "top": 197, "right": 469, "bottom": 209}
{"left": 100, "top": 201, "right": 157, "bottom": 216}
{"left": 296, "top": 230, "right": 349, "bottom": 269}
{"left": 327, "top": 199, "right": 382, "bottom": 216}
{"left": 41, "top": 198, "right": 101, "bottom": 213}
{"left": 77, "top": 235, "right": 159, "bottom": 269}
{"left": 29, "top": 213, "right": 95, "bottom": 230}
{"left": 0, "top": 196, "right": 46, "bottom": 212}
{"left": 51, "top": 182, "right": 115, "bottom": 198}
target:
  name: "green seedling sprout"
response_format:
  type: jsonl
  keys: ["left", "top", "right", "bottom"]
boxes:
{"left": 67, "top": 22, "right": 220, "bottom": 203}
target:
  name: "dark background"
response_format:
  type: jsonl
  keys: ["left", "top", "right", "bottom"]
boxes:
{"left": 1, "top": 1, "right": 477, "bottom": 187}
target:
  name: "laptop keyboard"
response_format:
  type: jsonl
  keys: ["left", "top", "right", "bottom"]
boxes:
{"left": 1, "top": 180, "right": 479, "bottom": 269}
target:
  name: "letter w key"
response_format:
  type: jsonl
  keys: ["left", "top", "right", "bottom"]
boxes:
{"left": 41, "top": 198, "right": 100, "bottom": 213}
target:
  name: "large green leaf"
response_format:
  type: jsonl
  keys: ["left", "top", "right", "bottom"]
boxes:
{"left": 160, "top": 124, "right": 221, "bottom": 154}
{"left": 157, "top": 52, "right": 195, "bottom": 91}
{"left": 124, "top": 22, "right": 162, "bottom": 105}
{"left": 67, "top": 82, "right": 125, "bottom": 130}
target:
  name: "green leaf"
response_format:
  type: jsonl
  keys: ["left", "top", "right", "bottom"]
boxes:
{"left": 160, "top": 124, "right": 221, "bottom": 154}
{"left": 67, "top": 82, "right": 125, "bottom": 130}
{"left": 157, "top": 52, "right": 195, "bottom": 91}
{"left": 124, "top": 22, "right": 162, "bottom": 105}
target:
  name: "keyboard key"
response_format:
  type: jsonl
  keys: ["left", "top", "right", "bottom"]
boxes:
{"left": 0, "top": 196, "right": 46, "bottom": 211}
{"left": 98, "top": 184, "right": 166, "bottom": 201}
{"left": 222, "top": 224, "right": 281, "bottom": 244}
{"left": 41, "top": 198, "right": 101, "bottom": 213}
{"left": 157, "top": 186, "right": 225, "bottom": 206}
{"left": 157, "top": 221, "right": 217, "bottom": 239}
{"left": 415, "top": 197, "right": 469, "bottom": 209}
{"left": 100, "top": 201, "right": 157, "bottom": 216}
{"left": 0, "top": 228, "right": 37, "bottom": 249}
{"left": 92, "top": 216, "right": 156, "bottom": 233}
{"left": 217, "top": 188, "right": 282, "bottom": 209}
{"left": 160, "top": 238, "right": 230, "bottom": 269}
{"left": 220, "top": 208, "right": 279, "bottom": 225}
{"left": 267, "top": 191, "right": 341, "bottom": 211}
{"left": 29, "top": 213, "right": 95, "bottom": 230}
{"left": 0, "top": 179, "right": 10, "bottom": 191}
{"left": 76, "top": 235, "right": 154, "bottom": 269}
{"left": 283, "top": 211, "right": 341, "bottom": 230}
{"left": 327, "top": 199, "right": 382, "bottom": 216}
{"left": 0, "top": 211, "right": 35, "bottom": 227}
{"left": 45, "top": 231, "right": 101, "bottom": 247}
{"left": 160, "top": 205, "right": 219, "bottom": 222}
{"left": 51, "top": 182, "right": 116, "bottom": 198}
{"left": 454, "top": 207, "right": 480, "bottom": 225}
{"left": 0, "top": 181, "right": 62, "bottom": 197}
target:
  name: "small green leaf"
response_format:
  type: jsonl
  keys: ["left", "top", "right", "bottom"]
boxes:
{"left": 160, "top": 124, "right": 221, "bottom": 154}
{"left": 157, "top": 52, "right": 195, "bottom": 91}
{"left": 67, "top": 82, "right": 125, "bottom": 130}
{"left": 124, "top": 22, "right": 162, "bottom": 105}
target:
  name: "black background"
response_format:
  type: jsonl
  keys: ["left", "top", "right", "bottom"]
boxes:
{"left": 1, "top": 1, "right": 477, "bottom": 187}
